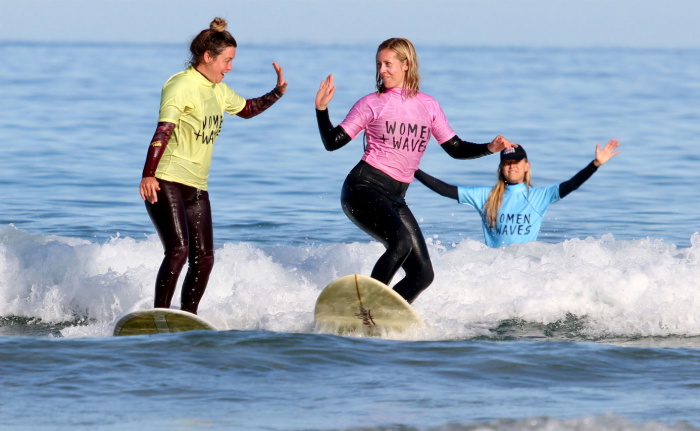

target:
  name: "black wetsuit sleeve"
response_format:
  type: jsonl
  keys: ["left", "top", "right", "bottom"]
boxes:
{"left": 316, "top": 109, "right": 351, "bottom": 151}
{"left": 559, "top": 161, "right": 599, "bottom": 198}
{"left": 414, "top": 169, "right": 459, "bottom": 201}
{"left": 440, "top": 135, "right": 493, "bottom": 160}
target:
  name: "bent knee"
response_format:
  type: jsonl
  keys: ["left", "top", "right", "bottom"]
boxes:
{"left": 165, "top": 244, "right": 189, "bottom": 267}
{"left": 405, "top": 258, "right": 434, "bottom": 289}
{"left": 420, "top": 265, "right": 435, "bottom": 287}
{"left": 191, "top": 250, "right": 215, "bottom": 273}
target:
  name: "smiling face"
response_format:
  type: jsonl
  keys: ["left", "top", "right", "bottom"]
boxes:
{"left": 501, "top": 159, "right": 530, "bottom": 185}
{"left": 376, "top": 49, "right": 409, "bottom": 90}
{"left": 197, "top": 46, "right": 236, "bottom": 83}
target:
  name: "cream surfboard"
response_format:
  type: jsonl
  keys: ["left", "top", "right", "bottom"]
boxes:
{"left": 113, "top": 308, "right": 217, "bottom": 336}
{"left": 314, "top": 274, "right": 425, "bottom": 335}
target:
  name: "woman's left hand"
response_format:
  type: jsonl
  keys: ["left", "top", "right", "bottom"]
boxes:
{"left": 487, "top": 135, "right": 516, "bottom": 153}
{"left": 593, "top": 139, "right": 620, "bottom": 166}
{"left": 273, "top": 61, "right": 288, "bottom": 95}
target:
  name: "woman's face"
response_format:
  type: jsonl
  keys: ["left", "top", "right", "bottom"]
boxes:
{"left": 198, "top": 46, "right": 236, "bottom": 83}
{"left": 502, "top": 159, "right": 530, "bottom": 184}
{"left": 376, "top": 49, "right": 408, "bottom": 89}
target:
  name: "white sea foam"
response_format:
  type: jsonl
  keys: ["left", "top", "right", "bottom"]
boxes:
{"left": 431, "top": 414, "right": 697, "bottom": 431}
{"left": 1, "top": 224, "right": 697, "bottom": 340}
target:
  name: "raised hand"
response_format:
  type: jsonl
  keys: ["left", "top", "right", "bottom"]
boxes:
{"left": 315, "top": 74, "right": 336, "bottom": 110}
{"left": 594, "top": 139, "right": 620, "bottom": 166}
{"left": 272, "top": 61, "right": 288, "bottom": 95}
{"left": 487, "top": 135, "right": 517, "bottom": 153}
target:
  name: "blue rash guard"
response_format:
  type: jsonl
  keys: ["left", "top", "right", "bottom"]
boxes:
{"left": 457, "top": 183, "right": 560, "bottom": 247}
{"left": 414, "top": 161, "right": 600, "bottom": 248}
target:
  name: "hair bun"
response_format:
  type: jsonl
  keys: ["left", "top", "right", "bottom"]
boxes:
{"left": 210, "top": 17, "right": 228, "bottom": 32}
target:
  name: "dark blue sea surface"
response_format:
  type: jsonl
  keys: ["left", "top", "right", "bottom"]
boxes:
{"left": 0, "top": 42, "right": 699, "bottom": 430}
{"left": 2, "top": 331, "right": 699, "bottom": 430}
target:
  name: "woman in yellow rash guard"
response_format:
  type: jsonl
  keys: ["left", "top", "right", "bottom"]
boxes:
{"left": 139, "top": 17, "right": 288, "bottom": 314}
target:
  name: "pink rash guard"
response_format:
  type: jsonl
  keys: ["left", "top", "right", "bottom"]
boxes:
{"left": 339, "top": 88, "right": 456, "bottom": 183}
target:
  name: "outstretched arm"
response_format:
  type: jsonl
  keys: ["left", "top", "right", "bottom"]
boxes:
{"left": 236, "top": 62, "right": 287, "bottom": 119}
{"left": 414, "top": 169, "right": 459, "bottom": 200}
{"left": 559, "top": 139, "right": 620, "bottom": 198}
{"left": 440, "top": 134, "right": 516, "bottom": 159}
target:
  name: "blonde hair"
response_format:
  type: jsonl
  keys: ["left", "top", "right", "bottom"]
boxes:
{"left": 483, "top": 161, "right": 532, "bottom": 229}
{"left": 375, "top": 38, "right": 420, "bottom": 98}
{"left": 189, "top": 17, "right": 237, "bottom": 67}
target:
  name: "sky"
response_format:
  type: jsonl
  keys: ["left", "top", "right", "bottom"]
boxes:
{"left": 1, "top": 0, "right": 699, "bottom": 49}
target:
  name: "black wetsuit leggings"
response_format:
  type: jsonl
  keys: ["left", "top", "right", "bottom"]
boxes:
{"left": 341, "top": 161, "right": 434, "bottom": 303}
{"left": 145, "top": 179, "right": 215, "bottom": 314}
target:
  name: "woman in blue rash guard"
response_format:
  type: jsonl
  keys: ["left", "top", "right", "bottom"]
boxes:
{"left": 413, "top": 139, "right": 620, "bottom": 247}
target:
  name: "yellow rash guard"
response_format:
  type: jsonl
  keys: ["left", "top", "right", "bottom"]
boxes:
{"left": 155, "top": 67, "right": 246, "bottom": 190}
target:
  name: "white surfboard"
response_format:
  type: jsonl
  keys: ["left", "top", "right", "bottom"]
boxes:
{"left": 113, "top": 308, "right": 217, "bottom": 336}
{"left": 314, "top": 274, "right": 425, "bottom": 335}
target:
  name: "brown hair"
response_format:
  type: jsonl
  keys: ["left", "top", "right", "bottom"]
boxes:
{"left": 189, "top": 18, "right": 237, "bottom": 67}
{"left": 483, "top": 161, "right": 532, "bottom": 229}
{"left": 375, "top": 38, "right": 420, "bottom": 98}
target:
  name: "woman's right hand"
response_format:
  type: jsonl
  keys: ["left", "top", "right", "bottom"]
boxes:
{"left": 487, "top": 135, "right": 516, "bottom": 153}
{"left": 315, "top": 74, "right": 336, "bottom": 110}
{"left": 140, "top": 177, "right": 160, "bottom": 204}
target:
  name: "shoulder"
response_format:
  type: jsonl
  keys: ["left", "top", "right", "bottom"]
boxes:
{"left": 357, "top": 91, "right": 384, "bottom": 104}
{"left": 531, "top": 184, "right": 559, "bottom": 194}
{"left": 458, "top": 185, "right": 491, "bottom": 197}
{"left": 459, "top": 185, "right": 491, "bottom": 193}
{"left": 161, "top": 70, "right": 200, "bottom": 99}
{"left": 160, "top": 71, "right": 193, "bottom": 104}
{"left": 412, "top": 91, "right": 445, "bottom": 115}
{"left": 348, "top": 92, "right": 386, "bottom": 112}
{"left": 163, "top": 69, "right": 192, "bottom": 87}
{"left": 528, "top": 184, "right": 561, "bottom": 202}
{"left": 414, "top": 91, "right": 439, "bottom": 103}
{"left": 457, "top": 185, "right": 490, "bottom": 206}
{"left": 413, "top": 91, "right": 441, "bottom": 107}
{"left": 216, "top": 81, "right": 238, "bottom": 96}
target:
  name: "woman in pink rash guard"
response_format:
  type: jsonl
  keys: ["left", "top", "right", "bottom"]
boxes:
{"left": 315, "top": 38, "right": 513, "bottom": 303}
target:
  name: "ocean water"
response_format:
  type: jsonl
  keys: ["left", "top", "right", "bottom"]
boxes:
{"left": 0, "top": 41, "right": 699, "bottom": 430}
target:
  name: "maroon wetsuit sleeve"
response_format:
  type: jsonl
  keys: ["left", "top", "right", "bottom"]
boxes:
{"left": 235, "top": 88, "right": 283, "bottom": 119}
{"left": 142, "top": 122, "right": 175, "bottom": 178}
